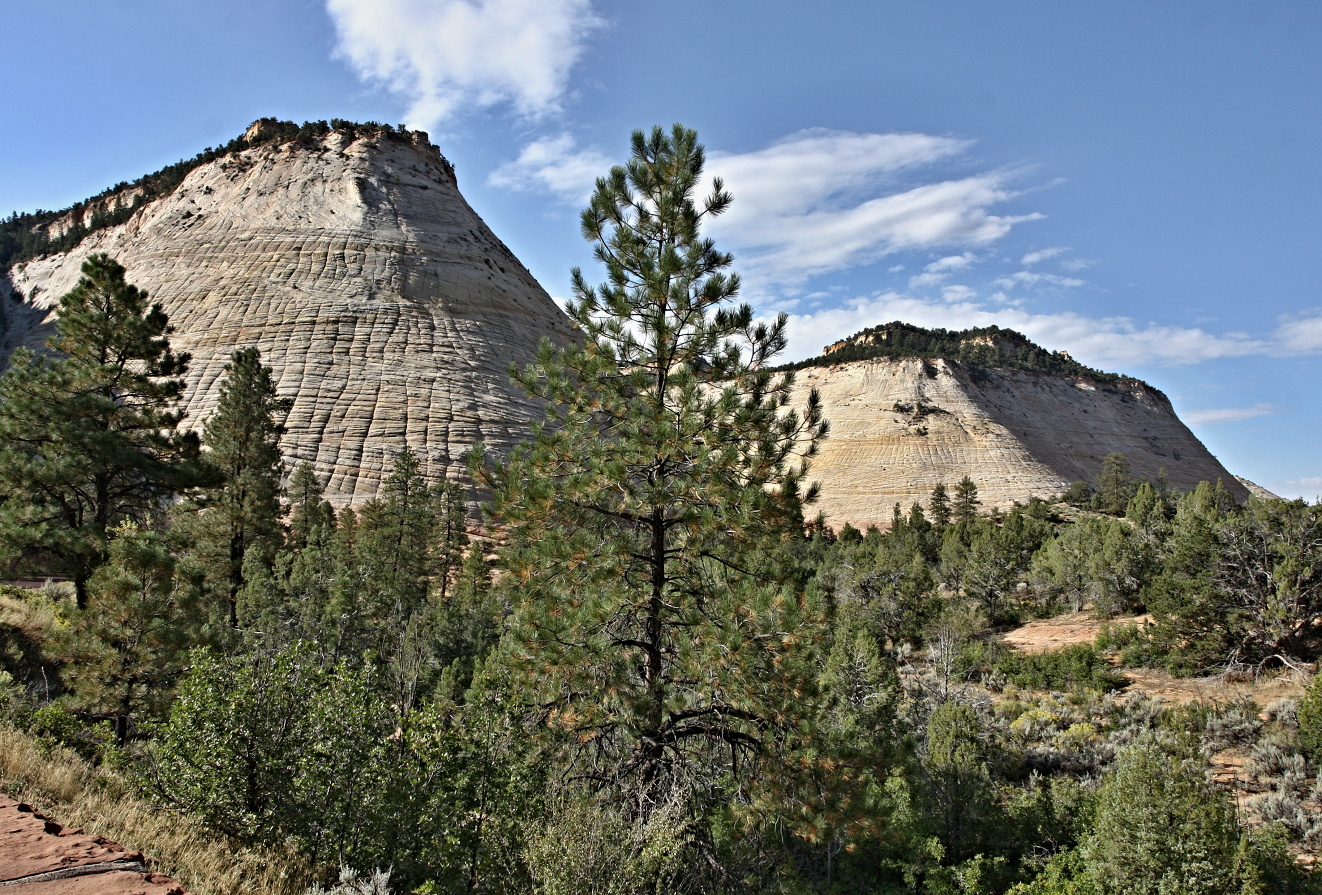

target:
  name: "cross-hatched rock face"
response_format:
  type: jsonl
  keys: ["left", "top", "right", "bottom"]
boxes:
{"left": 791, "top": 357, "right": 1249, "bottom": 531}
{"left": 0, "top": 126, "right": 1251, "bottom": 521}
{"left": 1, "top": 128, "right": 576, "bottom": 503}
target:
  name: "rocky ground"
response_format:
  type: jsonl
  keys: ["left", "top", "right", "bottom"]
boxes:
{"left": 0, "top": 795, "right": 188, "bottom": 893}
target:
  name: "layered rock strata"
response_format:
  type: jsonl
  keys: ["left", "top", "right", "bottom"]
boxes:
{"left": 1, "top": 126, "right": 576, "bottom": 503}
{"left": 0, "top": 124, "right": 1251, "bottom": 524}
{"left": 790, "top": 357, "right": 1248, "bottom": 531}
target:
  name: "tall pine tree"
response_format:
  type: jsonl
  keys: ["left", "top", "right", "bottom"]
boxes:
{"left": 287, "top": 461, "right": 335, "bottom": 551}
{"left": 187, "top": 347, "right": 290, "bottom": 625}
{"left": 952, "top": 476, "right": 981, "bottom": 523}
{"left": 929, "top": 482, "right": 952, "bottom": 527}
{"left": 0, "top": 254, "right": 206, "bottom": 606}
{"left": 478, "top": 125, "right": 829, "bottom": 810}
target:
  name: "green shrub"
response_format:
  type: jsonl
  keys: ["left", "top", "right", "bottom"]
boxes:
{"left": 995, "top": 644, "right": 1126, "bottom": 693}
{"left": 1201, "top": 698, "right": 1261, "bottom": 750}
{"left": 28, "top": 703, "right": 112, "bottom": 762}
{"left": 1081, "top": 741, "right": 1243, "bottom": 895}
{"left": 1299, "top": 671, "right": 1322, "bottom": 762}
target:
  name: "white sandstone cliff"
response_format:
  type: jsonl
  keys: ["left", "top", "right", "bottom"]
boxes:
{"left": 791, "top": 357, "right": 1249, "bottom": 531}
{"left": 1, "top": 126, "right": 575, "bottom": 503}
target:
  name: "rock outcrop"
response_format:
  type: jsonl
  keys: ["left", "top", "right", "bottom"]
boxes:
{"left": 0, "top": 124, "right": 1249, "bottom": 524}
{"left": 791, "top": 356, "right": 1248, "bottom": 531}
{"left": 0, "top": 796, "right": 187, "bottom": 894}
{"left": 1, "top": 124, "right": 576, "bottom": 503}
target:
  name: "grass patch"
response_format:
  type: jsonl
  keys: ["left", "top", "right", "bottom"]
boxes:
{"left": 0, "top": 724, "right": 314, "bottom": 895}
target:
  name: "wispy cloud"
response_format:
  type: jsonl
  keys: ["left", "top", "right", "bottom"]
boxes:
{"left": 1183, "top": 404, "right": 1276, "bottom": 425}
{"left": 487, "top": 133, "right": 610, "bottom": 201}
{"left": 1273, "top": 314, "right": 1322, "bottom": 353}
{"left": 1021, "top": 246, "right": 1067, "bottom": 266}
{"left": 492, "top": 128, "right": 1040, "bottom": 287}
{"left": 325, "top": 0, "right": 601, "bottom": 131}
{"left": 705, "top": 130, "right": 1039, "bottom": 286}
{"left": 992, "top": 270, "right": 1086, "bottom": 290}
{"left": 926, "top": 253, "right": 977, "bottom": 273}
{"left": 780, "top": 292, "right": 1270, "bottom": 366}
{"left": 718, "top": 173, "right": 1035, "bottom": 284}
{"left": 908, "top": 272, "right": 948, "bottom": 289}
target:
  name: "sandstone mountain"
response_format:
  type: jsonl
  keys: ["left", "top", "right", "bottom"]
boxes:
{"left": 1, "top": 120, "right": 576, "bottom": 503}
{"left": 1, "top": 123, "right": 1248, "bottom": 526}
{"left": 788, "top": 324, "right": 1249, "bottom": 530}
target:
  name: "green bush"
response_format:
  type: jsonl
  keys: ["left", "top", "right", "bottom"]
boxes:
{"left": 28, "top": 703, "right": 113, "bottom": 762}
{"left": 1299, "top": 671, "right": 1322, "bottom": 762}
{"left": 147, "top": 645, "right": 396, "bottom": 861}
{"left": 1084, "top": 741, "right": 1244, "bottom": 894}
{"left": 996, "top": 644, "right": 1126, "bottom": 693}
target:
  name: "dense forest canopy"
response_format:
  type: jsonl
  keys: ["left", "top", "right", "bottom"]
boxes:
{"left": 780, "top": 320, "right": 1132, "bottom": 385}
{"left": 0, "top": 119, "right": 440, "bottom": 276}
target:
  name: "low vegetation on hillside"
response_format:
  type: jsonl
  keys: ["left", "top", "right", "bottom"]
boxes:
{"left": 0, "top": 127, "right": 1319, "bottom": 894}
{"left": 778, "top": 320, "right": 1131, "bottom": 384}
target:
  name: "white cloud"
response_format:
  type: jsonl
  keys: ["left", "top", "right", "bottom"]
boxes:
{"left": 908, "top": 271, "right": 948, "bottom": 289}
{"left": 325, "top": 0, "right": 601, "bottom": 130}
{"left": 491, "top": 125, "right": 1036, "bottom": 284}
{"left": 706, "top": 130, "right": 1040, "bottom": 285}
{"left": 926, "top": 252, "right": 977, "bottom": 273}
{"left": 1273, "top": 314, "right": 1322, "bottom": 353}
{"left": 716, "top": 175, "right": 1040, "bottom": 285}
{"left": 487, "top": 133, "right": 610, "bottom": 201}
{"left": 779, "top": 292, "right": 1270, "bottom": 366}
{"left": 993, "top": 270, "right": 1086, "bottom": 290}
{"left": 1183, "top": 404, "right": 1276, "bottom": 425}
{"left": 1061, "top": 258, "right": 1097, "bottom": 272}
{"left": 1021, "top": 246, "right": 1067, "bottom": 266}
{"left": 491, "top": 127, "right": 1037, "bottom": 287}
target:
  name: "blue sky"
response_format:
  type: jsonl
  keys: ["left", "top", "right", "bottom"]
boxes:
{"left": 3, "top": 1, "right": 1320, "bottom": 497}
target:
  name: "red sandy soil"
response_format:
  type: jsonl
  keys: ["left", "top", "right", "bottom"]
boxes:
{"left": 0, "top": 795, "right": 188, "bottom": 894}
{"left": 1001, "top": 611, "right": 1312, "bottom": 704}
{"left": 1000, "top": 610, "right": 1114, "bottom": 653}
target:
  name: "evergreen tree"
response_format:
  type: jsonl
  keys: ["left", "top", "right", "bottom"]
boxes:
{"left": 0, "top": 254, "right": 206, "bottom": 606}
{"left": 906, "top": 502, "right": 931, "bottom": 537}
{"left": 1077, "top": 741, "right": 1243, "bottom": 895}
{"left": 356, "top": 448, "right": 441, "bottom": 620}
{"left": 1211, "top": 497, "right": 1322, "bottom": 665}
{"left": 929, "top": 483, "right": 952, "bottom": 528}
{"left": 916, "top": 700, "right": 1005, "bottom": 867}
{"left": 431, "top": 478, "right": 470, "bottom": 606}
{"left": 1126, "top": 480, "right": 1171, "bottom": 531}
{"left": 952, "top": 476, "right": 981, "bottom": 522}
{"left": 1030, "top": 517, "right": 1151, "bottom": 615}
{"left": 478, "top": 125, "right": 829, "bottom": 810}
{"left": 1095, "top": 452, "right": 1133, "bottom": 515}
{"left": 287, "top": 462, "right": 335, "bottom": 551}
{"left": 62, "top": 523, "right": 208, "bottom": 743}
{"left": 189, "top": 348, "right": 291, "bottom": 625}
{"left": 1142, "top": 481, "right": 1234, "bottom": 672}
